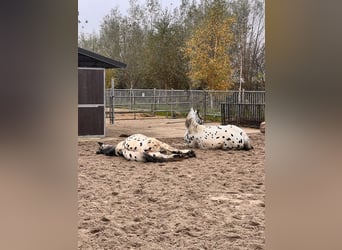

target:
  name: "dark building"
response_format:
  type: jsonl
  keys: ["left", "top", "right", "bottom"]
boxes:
{"left": 78, "top": 47, "right": 126, "bottom": 136}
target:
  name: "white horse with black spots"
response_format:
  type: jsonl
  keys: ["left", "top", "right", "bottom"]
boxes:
{"left": 96, "top": 134, "right": 196, "bottom": 162}
{"left": 184, "top": 108, "right": 253, "bottom": 150}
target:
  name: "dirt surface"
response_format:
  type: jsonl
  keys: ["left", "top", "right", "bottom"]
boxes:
{"left": 78, "top": 115, "right": 265, "bottom": 249}
{"left": 80, "top": 113, "right": 259, "bottom": 141}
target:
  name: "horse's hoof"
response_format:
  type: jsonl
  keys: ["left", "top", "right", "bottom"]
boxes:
{"left": 186, "top": 150, "right": 196, "bottom": 158}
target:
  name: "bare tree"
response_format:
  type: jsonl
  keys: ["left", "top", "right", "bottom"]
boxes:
{"left": 230, "top": 0, "right": 265, "bottom": 90}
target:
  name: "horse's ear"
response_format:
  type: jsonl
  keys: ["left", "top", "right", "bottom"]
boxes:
{"left": 98, "top": 142, "right": 103, "bottom": 146}
{"left": 190, "top": 107, "right": 194, "bottom": 112}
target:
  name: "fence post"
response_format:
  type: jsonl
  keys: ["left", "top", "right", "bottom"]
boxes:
{"left": 153, "top": 88, "right": 156, "bottom": 115}
{"left": 171, "top": 88, "right": 174, "bottom": 118}
{"left": 203, "top": 91, "right": 207, "bottom": 122}
{"left": 191, "top": 90, "right": 194, "bottom": 109}
{"left": 221, "top": 103, "right": 224, "bottom": 125}
{"left": 110, "top": 78, "right": 115, "bottom": 124}
{"left": 129, "top": 88, "right": 132, "bottom": 110}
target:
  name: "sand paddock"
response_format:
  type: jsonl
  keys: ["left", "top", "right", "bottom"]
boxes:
{"left": 78, "top": 116, "right": 265, "bottom": 249}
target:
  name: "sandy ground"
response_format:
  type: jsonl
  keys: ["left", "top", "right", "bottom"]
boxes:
{"left": 78, "top": 114, "right": 265, "bottom": 249}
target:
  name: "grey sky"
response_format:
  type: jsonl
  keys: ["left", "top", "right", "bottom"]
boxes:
{"left": 78, "top": 0, "right": 182, "bottom": 34}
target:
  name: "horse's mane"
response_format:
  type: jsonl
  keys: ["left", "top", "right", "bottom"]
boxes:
{"left": 185, "top": 108, "right": 204, "bottom": 132}
{"left": 185, "top": 108, "right": 195, "bottom": 128}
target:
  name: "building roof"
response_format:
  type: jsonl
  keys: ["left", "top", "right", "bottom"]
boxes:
{"left": 78, "top": 47, "right": 127, "bottom": 69}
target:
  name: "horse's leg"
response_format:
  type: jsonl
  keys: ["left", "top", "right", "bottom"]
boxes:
{"left": 143, "top": 151, "right": 193, "bottom": 162}
{"left": 140, "top": 138, "right": 195, "bottom": 159}
{"left": 156, "top": 140, "right": 196, "bottom": 158}
{"left": 114, "top": 141, "right": 125, "bottom": 156}
{"left": 243, "top": 139, "right": 253, "bottom": 150}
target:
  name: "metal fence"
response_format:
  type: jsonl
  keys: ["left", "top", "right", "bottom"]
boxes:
{"left": 106, "top": 88, "right": 265, "bottom": 125}
{"left": 221, "top": 91, "right": 265, "bottom": 127}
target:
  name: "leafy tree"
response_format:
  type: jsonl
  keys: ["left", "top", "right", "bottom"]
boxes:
{"left": 100, "top": 4, "right": 147, "bottom": 89}
{"left": 105, "top": 69, "right": 117, "bottom": 88}
{"left": 78, "top": 32, "right": 101, "bottom": 52}
{"left": 183, "top": 0, "right": 234, "bottom": 90}
{"left": 77, "top": 0, "right": 265, "bottom": 90}
{"left": 98, "top": 8, "right": 122, "bottom": 60}
{"left": 143, "top": 10, "right": 189, "bottom": 89}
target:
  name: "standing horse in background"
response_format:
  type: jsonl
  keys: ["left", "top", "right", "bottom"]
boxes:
{"left": 184, "top": 108, "right": 253, "bottom": 150}
{"left": 96, "top": 134, "right": 196, "bottom": 162}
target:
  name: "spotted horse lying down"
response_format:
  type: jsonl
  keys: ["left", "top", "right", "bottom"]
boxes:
{"left": 96, "top": 134, "right": 196, "bottom": 162}
{"left": 184, "top": 108, "right": 253, "bottom": 150}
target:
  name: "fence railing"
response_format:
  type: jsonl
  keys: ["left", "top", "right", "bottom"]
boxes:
{"left": 221, "top": 103, "right": 265, "bottom": 128}
{"left": 106, "top": 88, "right": 265, "bottom": 125}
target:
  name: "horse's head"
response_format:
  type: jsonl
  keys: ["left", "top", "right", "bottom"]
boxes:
{"left": 96, "top": 142, "right": 116, "bottom": 156}
{"left": 185, "top": 108, "right": 204, "bottom": 128}
{"left": 195, "top": 110, "right": 204, "bottom": 125}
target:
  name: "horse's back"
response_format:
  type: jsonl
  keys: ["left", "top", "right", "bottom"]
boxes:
{"left": 186, "top": 124, "right": 252, "bottom": 150}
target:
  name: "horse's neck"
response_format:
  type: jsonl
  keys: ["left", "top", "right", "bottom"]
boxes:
{"left": 189, "top": 120, "right": 204, "bottom": 133}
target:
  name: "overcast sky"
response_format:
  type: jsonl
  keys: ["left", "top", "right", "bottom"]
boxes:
{"left": 78, "top": 0, "right": 182, "bottom": 34}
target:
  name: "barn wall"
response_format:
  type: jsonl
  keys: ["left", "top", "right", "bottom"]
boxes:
{"left": 78, "top": 68, "right": 105, "bottom": 136}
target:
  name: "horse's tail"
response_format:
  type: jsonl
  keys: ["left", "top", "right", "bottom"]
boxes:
{"left": 143, "top": 150, "right": 196, "bottom": 163}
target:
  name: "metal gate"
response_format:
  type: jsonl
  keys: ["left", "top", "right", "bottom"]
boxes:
{"left": 221, "top": 91, "right": 265, "bottom": 127}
